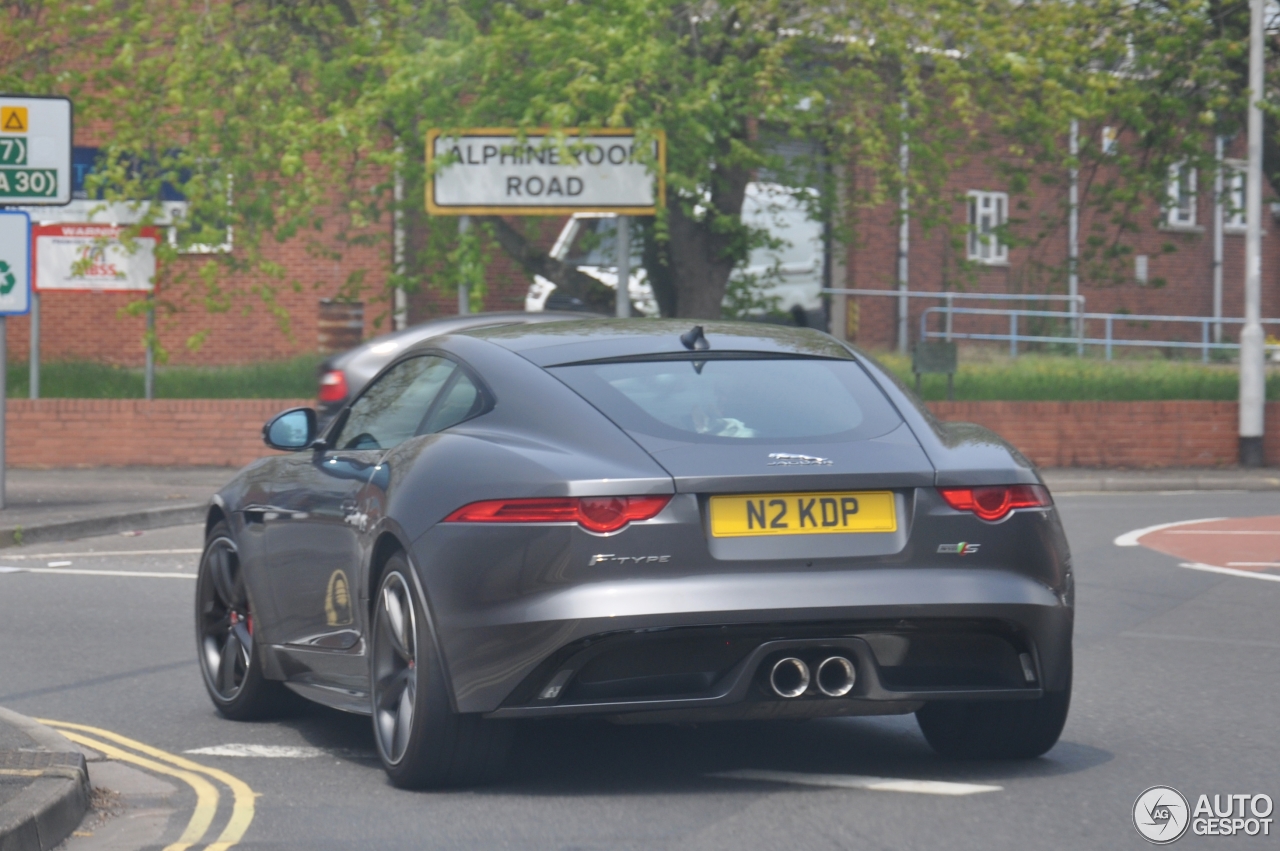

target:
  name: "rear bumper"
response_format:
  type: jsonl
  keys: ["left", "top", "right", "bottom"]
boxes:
{"left": 416, "top": 559, "right": 1072, "bottom": 714}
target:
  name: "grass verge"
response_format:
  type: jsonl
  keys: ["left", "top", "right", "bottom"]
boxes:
{"left": 872, "top": 352, "right": 1280, "bottom": 401}
{"left": 6, "top": 356, "right": 322, "bottom": 399}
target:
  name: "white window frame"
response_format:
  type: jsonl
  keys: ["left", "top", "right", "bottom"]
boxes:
{"left": 966, "top": 190, "right": 1008, "bottom": 264}
{"left": 168, "top": 175, "right": 234, "bottom": 255}
{"left": 1101, "top": 126, "right": 1118, "bottom": 156}
{"left": 1223, "top": 159, "right": 1246, "bottom": 232}
{"left": 1166, "top": 162, "right": 1197, "bottom": 228}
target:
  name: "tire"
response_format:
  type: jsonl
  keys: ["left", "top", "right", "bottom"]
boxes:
{"left": 915, "top": 652, "right": 1071, "bottom": 759}
{"left": 195, "top": 521, "right": 295, "bottom": 720}
{"left": 371, "top": 554, "right": 512, "bottom": 789}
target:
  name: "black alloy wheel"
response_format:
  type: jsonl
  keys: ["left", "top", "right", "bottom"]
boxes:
{"left": 195, "top": 520, "right": 292, "bottom": 719}
{"left": 371, "top": 555, "right": 512, "bottom": 788}
{"left": 372, "top": 570, "right": 419, "bottom": 766}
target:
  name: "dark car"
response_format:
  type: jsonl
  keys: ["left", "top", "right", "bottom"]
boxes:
{"left": 197, "top": 319, "right": 1073, "bottom": 789}
{"left": 316, "top": 310, "right": 601, "bottom": 423}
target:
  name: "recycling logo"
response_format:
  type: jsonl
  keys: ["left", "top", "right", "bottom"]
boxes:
{"left": 0, "top": 260, "right": 15, "bottom": 296}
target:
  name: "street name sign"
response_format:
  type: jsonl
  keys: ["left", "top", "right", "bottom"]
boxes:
{"left": 426, "top": 128, "right": 665, "bottom": 216}
{"left": 0, "top": 95, "right": 72, "bottom": 206}
{"left": 0, "top": 211, "right": 32, "bottom": 315}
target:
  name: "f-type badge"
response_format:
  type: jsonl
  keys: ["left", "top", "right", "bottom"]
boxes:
{"left": 938, "top": 542, "right": 980, "bottom": 555}
{"left": 768, "top": 453, "right": 833, "bottom": 466}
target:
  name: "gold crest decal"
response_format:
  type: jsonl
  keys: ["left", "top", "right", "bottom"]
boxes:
{"left": 325, "top": 570, "right": 354, "bottom": 626}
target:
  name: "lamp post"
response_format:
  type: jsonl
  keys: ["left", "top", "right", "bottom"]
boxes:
{"left": 1239, "top": 0, "right": 1266, "bottom": 466}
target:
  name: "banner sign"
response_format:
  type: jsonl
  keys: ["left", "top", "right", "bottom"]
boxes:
{"left": 426, "top": 128, "right": 665, "bottom": 216}
{"left": 34, "top": 223, "right": 159, "bottom": 292}
{"left": 0, "top": 211, "right": 32, "bottom": 315}
{"left": 0, "top": 96, "right": 72, "bottom": 206}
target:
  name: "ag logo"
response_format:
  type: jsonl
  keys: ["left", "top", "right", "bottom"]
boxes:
{"left": 324, "top": 570, "right": 354, "bottom": 626}
{"left": 0, "top": 260, "right": 16, "bottom": 295}
{"left": 1134, "top": 786, "right": 1190, "bottom": 844}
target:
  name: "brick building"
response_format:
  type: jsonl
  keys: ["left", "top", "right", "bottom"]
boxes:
{"left": 7, "top": 128, "right": 1275, "bottom": 366}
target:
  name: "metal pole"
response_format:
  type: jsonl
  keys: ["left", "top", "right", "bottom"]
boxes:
{"left": 28, "top": 291, "right": 38, "bottom": 399}
{"left": 1069, "top": 119, "right": 1080, "bottom": 354}
{"left": 1010, "top": 313, "right": 1018, "bottom": 358}
{"left": 1240, "top": 0, "right": 1266, "bottom": 466}
{"left": 393, "top": 153, "right": 408, "bottom": 332}
{"left": 1, "top": 315, "right": 7, "bottom": 509}
{"left": 144, "top": 300, "right": 155, "bottom": 401}
{"left": 897, "top": 100, "right": 909, "bottom": 354}
{"left": 1214, "top": 136, "right": 1225, "bottom": 345}
{"left": 615, "top": 215, "right": 630, "bottom": 318}
{"left": 945, "top": 292, "right": 953, "bottom": 342}
{"left": 457, "top": 215, "right": 471, "bottom": 315}
{"left": 1106, "top": 316, "right": 1113, "bottom": 361}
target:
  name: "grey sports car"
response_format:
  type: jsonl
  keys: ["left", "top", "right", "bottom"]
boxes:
{"left": 196, "top": 319, "right": 1072, "bottom": 788}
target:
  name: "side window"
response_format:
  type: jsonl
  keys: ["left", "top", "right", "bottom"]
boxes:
{"left": 335, "top": 356, "right": 456, "bottom": 451}
{"left": 421, "top": 371, "right": 483, "bottom": 434}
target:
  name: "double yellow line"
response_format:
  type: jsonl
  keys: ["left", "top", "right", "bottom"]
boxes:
{"left": 37, "top": 719, "right": 256, "bottom": 851}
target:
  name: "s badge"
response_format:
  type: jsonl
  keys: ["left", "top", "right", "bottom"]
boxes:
{"left": 937, "top": 542, "right": 980, "bottom": 555}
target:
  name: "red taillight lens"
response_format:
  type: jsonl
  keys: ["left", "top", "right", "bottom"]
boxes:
{"left": 938, "top": 485, "right": 1052, "bottom": 522}
{"left": 318, "top": 370, "right": 349, "bottom": 403}
{"left": 443, "top": 495, "right": 672, "bottom": 533}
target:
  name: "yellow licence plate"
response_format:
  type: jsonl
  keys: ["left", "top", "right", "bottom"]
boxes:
{"left": 709, "top": 491, "right": 897, "bottom": 538}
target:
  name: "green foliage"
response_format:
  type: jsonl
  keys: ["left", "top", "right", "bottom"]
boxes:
{"left": 0, "top": 0, "right": 1264, "bottom": 322}
{"left": 6, "top": 357, "right": 323, "bottom": 399}
{"left": 876, "top": 353, "right": 1280, "bottom": 401}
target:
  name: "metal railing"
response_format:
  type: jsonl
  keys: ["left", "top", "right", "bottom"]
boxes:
{"left": 822, "top": 288, "right": 1088, "bottom": 354}
{"left": 919, "top": 305, "right": 1280, "bottom": 361}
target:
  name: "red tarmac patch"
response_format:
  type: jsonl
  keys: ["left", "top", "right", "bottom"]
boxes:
{"left": 1136, "top": 515, "right": 1280, "bottom": 574}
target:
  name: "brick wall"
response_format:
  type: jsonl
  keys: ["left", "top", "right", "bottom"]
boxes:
{"left": 925, "top": 400, "right": 1280, "bottom": 468}
{"left": 6, "top": 398, "right": 1280, "bottom": 469}
{"left": 4, "top": 399, "right": 308, "bottom": 468}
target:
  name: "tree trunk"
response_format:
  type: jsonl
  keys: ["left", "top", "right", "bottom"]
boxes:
{"left": 644, "top": 163, "right": 752, "bottom": 318}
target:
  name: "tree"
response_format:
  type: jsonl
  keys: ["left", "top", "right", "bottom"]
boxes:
{"left": 1, "top": 0, "right": 1269, "bottom": 328}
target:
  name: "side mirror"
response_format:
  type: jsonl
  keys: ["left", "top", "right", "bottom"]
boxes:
{"left": 263, "top": 407, "right": 317, "bottom": 451}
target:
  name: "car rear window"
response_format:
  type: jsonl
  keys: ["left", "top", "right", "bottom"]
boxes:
{"left": 550, "top": 356, "right": 903, "bottom": 443}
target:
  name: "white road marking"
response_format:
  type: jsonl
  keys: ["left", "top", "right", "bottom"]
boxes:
{"left": 1168, "top": 530, "right": 1280, "bottom": 535}
{"left": 0, "top": 566, "right": 195, "bottom": 579}
{"left": 1122, "top": 631, "right": 1280, "bottom": 650}
{"left": 1179, "top": 562, "right": 1280, "bottom": 583}
{"left": 1113, "top": 517, "right": 1225, "bottom": 547}
{"left": 0, "top": 549, "right": 201, "bottom": 559}
{"left": 47, "top": 561, "right": 72, "bottom": 567}
{"left": 1227, "top": 562, "right": 1280, "bottom": 567}
{"left": 184, "top": 744, "right": 378, "bottom": 760}
{"left": 185, "top": 744, "right": 327, "bottom": 759}
{"left": 709, "top": 769, "right": 1001, "bottom": 796}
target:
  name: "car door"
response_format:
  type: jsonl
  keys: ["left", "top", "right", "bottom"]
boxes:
{"left": 264, "top": 355, "right": 460, "bottom": 686}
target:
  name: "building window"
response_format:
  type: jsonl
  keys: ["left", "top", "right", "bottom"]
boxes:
{"left": 1166, "top": 163, "right": 1197, "bottom": 228}
{"left": 967, "top": 191, "right": 1008, "bottom": 264}
{"left": 1101, "top": 126, "right": 1117, "bottom": 155}
{"left": 1224, "top": 160, "right": 1246, "bottom": 231}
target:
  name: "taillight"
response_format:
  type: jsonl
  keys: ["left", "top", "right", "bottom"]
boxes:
{"left": 938, "top": 485, "right": 1052, "bottom": 522}
{"left": 443, "top": 495, "right": 672, "bottom": 533}
{"left": 318, "top": 370, "right": 348, "bottom": 403}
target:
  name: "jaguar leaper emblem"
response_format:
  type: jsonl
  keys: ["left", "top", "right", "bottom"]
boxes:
{"left": 767, "top": 453, "right": 833, "bottom": 467}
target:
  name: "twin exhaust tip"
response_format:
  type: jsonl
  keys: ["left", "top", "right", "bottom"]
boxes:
{"left": 768, "top": 655, "right": 856, "bottom": 699}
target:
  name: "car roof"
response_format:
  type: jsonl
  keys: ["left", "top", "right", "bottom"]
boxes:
{"left": 326, "top": 310, "right": 602, "bottom": 370}
{"left": 460, "top": 319, "right": 853, "bottom": 366}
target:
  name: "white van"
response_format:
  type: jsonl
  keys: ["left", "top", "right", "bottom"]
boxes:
{"left": 525, "top": 182, "right": 826, "bottom": 326}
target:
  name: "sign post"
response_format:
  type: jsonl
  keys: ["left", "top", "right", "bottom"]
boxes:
{"left": 0, "top": 211, "right": 33, "bottom": 509}
{"left": 426, "top": 129, "right": 664, "bottom": 315}
{"left": 1, "top": 94, "right": 73, "bottom": 400}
